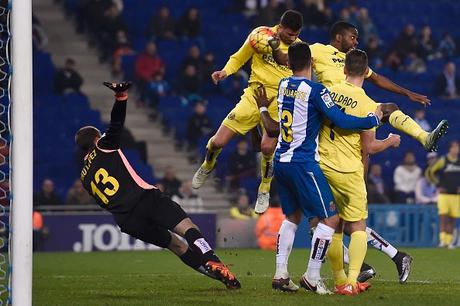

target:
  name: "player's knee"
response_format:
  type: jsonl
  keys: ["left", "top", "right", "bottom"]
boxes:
{"left": 381, "top": 103, "right": 399, "bottom": 123}
{"left": 260, "top": 139, "right": 276, "bottom": 155}
{"left": 210, "top": 137, "right": 226, "bottom": 150}
{"left": 168, "top": 233, "right": 188, "bottom": 256}
{"left": 287, "top": 210, "right": 302, "bottom": 225}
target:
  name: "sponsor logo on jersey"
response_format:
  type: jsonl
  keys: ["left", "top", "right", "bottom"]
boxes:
{"left": 227, "top": 112, "right": 236, "bottom": 120}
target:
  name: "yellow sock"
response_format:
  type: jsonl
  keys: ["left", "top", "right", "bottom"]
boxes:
{"left": 389, "top": 110, "right": 429, "bottom": 144}
{"left": 258, "top": 153, "right": 274, "bottom": 193}
{"left": 439, "top": 232, "right": 446, "bottom": 245}
{"left": 347, "top": 231, "right": 368, "bottom": 286}
{"left": 202, "top": 138, "right": 222, "bottom": 171}
{"left": 327, "top": 233, "right": 347, "bottom": 285}
{"left": 445, "top": 233, "right": 453, "bottom": 245}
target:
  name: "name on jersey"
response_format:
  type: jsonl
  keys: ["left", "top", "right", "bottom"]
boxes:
{"left": 81, "top": 149, "right": 97, "bottom": 180}
{"left": 330, "top": 91, "right": 358, "bottom": 108}
{"left": 262, "top": 53, "right": 291, "bottom": 72}
{"left": 445, "top": 163, "right": 460, "bottom": 173}
{"left": 280, "top": 87, "right": 307, "bottom": 100}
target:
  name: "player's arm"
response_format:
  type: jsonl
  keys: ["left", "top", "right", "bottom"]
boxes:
{"left": 253, "top": 86, "right": 279, "bottom": 137}
{"left": 268, "top": 36, "right": 289, "bottom": 66}
{"left": 367, "top": 71, "right": 431, "bottom": 106}
{"left": 425, "top": 156, "right": 445, "bottom": 185}
{"left": 212, "top": 40, "right": 254, "bottom": 84}
{"left": 361, "top": 131, "right": 401, "bottom": 155}
{"left": 316, "top": 87, "right": 382, "bottom": 130}
{"left": 97, "top": 81, "right": 132, "bottom": 150}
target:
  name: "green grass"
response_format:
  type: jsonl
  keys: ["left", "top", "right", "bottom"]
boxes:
{"left": 34, "top": 248, "right": 460, "bottom": 306}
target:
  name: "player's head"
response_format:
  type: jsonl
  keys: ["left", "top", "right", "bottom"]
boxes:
{"left": 330, "top": 21, "right": 358, "bottom": 52}
{"left": 448, "top": 140, "right": 459, "bottom": 156}
{"left": 288, "top": 42, "right": 311, "bottom": 72}
{"left": 344, "top": 49, "right": 368, "bottom": 77}
{"left": 75, "top": 126, "right": 101, "bottom": 153}
{"left": 278, "top": 10, "right": 303, "bottom": 45}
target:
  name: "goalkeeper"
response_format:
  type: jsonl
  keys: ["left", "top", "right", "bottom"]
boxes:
{"left": 191, "top": 10, "right": 303, "bottom": 214}
{"left": 75, "top": 82, "right": 240, "bottom": 290}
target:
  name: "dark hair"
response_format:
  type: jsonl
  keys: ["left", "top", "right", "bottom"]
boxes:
{"left": 280, "top": 10, "right": 303, "bottom": 31}
{"left": 449, "top": 140, "right": 459, "bottom": 149}
{"left": 345, "top": 49, "right": 368, "bottom": 76}
{"left": 288, "top": 42, "right": 311, "bottom": 72}
{"left": 330, "top": 21, "right": 356, "bottom": 39}
{"left": 75, "top": 126, "right": 101, "bottom": 152}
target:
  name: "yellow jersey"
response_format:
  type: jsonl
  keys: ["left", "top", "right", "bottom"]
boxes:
{"left": 223, "top": 26, "right": 300, "bottom": 90}
{"left": 319, "top": 81, "right": 379, "bottom": 173}
{"left": 310, "top": 43, "right": 373, "bottom": 88}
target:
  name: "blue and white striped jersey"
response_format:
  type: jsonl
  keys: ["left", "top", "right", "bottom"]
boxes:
{"left": 274, "top": 76, "right": 379, "bottom": 163}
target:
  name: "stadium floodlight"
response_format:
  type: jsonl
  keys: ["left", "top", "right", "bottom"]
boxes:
{"left": 10, "top": 0, "right": 33, "bottom": 305}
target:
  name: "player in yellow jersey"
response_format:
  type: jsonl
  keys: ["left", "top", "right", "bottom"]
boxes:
{"left": 269, "top": 21, "right": 448, "bottom": 284}
{"left": 192, "top": 10, "right": 303, "bottom": 213}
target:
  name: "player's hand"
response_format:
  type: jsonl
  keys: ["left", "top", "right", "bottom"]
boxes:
{"left": 254, "top": 85, "right": 274, "bottom": 109}
{"left": 388, "top": 133, "right": 401, "bottom": 147}
{"left": 103, "top": 81, "right": 132, "bottom": 93}
{"left": 211, "top": 70, "right": 227, "bottom": 85}
{"left": 268, "top": 35, "right": 280, "bottom": 51}
{"left": 406, "top": 91, "right": 431, "bottom": 106}
{"left": 374, "top": 104, "right": 384, "bottom": 122}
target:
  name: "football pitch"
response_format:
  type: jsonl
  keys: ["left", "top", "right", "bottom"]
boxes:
{"left": 34, "top": 248, "right": 460, "bottom": 306}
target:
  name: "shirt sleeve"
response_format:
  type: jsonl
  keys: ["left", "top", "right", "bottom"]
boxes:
{"left": 426, "top": 157, "right": 446, "bottom": 184}
{"left": 313, "top": 85, "right": 379, "bottom": 130}
{"left": 97, "top": 99, "right": 127, "bottom": 150}
{"left": 222, "top": 38, "right": 254, "bottom": 76}
{"left": 366, "top": 66, "right": 374, "bottom": 78}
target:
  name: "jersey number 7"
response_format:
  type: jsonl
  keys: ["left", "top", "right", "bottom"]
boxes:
{"left": 90, "top": 168, "right": 120, "bottom": 205}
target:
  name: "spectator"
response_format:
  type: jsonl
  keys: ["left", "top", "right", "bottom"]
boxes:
{"left": 144, "top": 71, "right": 170, "bottom": 116}
{"left": 98, "top": 4, "right": 127, "bottom": 62}
{"left": 54, "top": 58, "right": 83, "bottom": 95}
{"left": 255, "top": 0, "right": 282, "bottom": 26}
{"left": 147, "top": 6, "right": 175, "bottom": 40}
{"left": 419, "top": 25, "right": 439, "bottom": 60}
{"left": 356, "top": 7, "right": 379, "bottom": 46}
{"left": 201, "top": 52, "right": 217, "bottom": 92}
{"left": 66, "top": 179, "right": 96, "bottom": 205}
{"left": 296, "top": 0, "right": 328, "bottom": 28}
{"left": 365, "top": 36, "right": 383, "bottom": 69}
{"left": 186, "top": 101, "right": 213, "bottom": 157}
{"left": 160, "top": 166, "right": 182, "bottom": 197}
{"left": 33, "top": 206, "right": 48, "bottom": 251}
{"left": 135, "top": 42, "right": 165, "bottom": 105}
{"left": 171, "top": 181, "right": 204, "bottom": 212}
{"left": 180, "top": 64, "right": 201, "bottom": 96}
{"left": 226, "top": 138, "right": 257, "bottom": 191}
{"left": 111, "top": 30, "right": 135, "bottom": 77}
{"left": 255, "top": 200, "right": 284, "bottom": 250}
{"left": 367, "top": 164, "right": 391, "bottom": 203}
{"left": 222, "top": 70, "right": 249, "bottom": 100}
{"left": 181, "top": 45, "right": 203, "bottom": 76}
{"left": 415, "top": 152, "right": 438, "bottom": 205}
{"left": 392, "top": 24, "right": 419, "bottom": 63}
{"left": 32, "top": 14, "right": 48, "bottom": 51}
{"left": 414, "top": 109, "right": 431, "bottom": 132}
{"left": 34, "top": 179, "right": 63, "bottom": 206}
{"left": 385, "top": 50, "right": 403, "bottom": 71}
{"left": 406, "top": 52, "right": 426, "bottom": 74}
{"left": 230, "top": 193, "right": 257, "bottom": 220}
{"left": 393, "top": 151, "right": 422, "bottom": 203}
{"left": 438, "top": 32, "right": 456, "bottom": 59}
{"left": 177, "top": 8, "right": 201, "bottom": 38}
{"left": 435, "top": 61, "right": 460, "bottom": 100}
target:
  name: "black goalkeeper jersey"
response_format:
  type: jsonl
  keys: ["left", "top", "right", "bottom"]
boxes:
{"left": 80, "top": 99, "right": 156, "bottom": 214}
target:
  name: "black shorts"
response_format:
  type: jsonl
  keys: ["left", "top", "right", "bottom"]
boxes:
{"left": 115, "top": 190, "right": 188, "bottom": 248}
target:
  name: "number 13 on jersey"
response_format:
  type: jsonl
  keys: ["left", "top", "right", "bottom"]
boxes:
{"left": 90, "top": 168, "right": 119, "bottom": 204}
{"left": 281, "top": 109, "right": 293, "bottom": 143}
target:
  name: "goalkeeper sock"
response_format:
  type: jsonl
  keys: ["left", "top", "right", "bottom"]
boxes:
{"left": 366, "top": 227, "right": 398, "bottom": 258}
{"left": 327, "top": 232, "right": 347, "bottom": 285}
{"left": 179, "top": 248, "right": 206, "bottom": 271}
{"left": 305, "top": 223, "right": 334, "bottom": 282}
{"left": 347, "top": 231, "right": 368, "bottom": 286}
{"left": 184, "top": 228, "right": 219, "bottom": 263}
{"left": 202, "top": 138, "right": 222, "bottom": 171}
{"left": 258, "top": 153, "right": 274, "bottom": 193}
{"left": 275, "top": 220, "right": 297, "bottom": 278}
{"left": 389, "top": 110, "right": 429, "bottom": 144}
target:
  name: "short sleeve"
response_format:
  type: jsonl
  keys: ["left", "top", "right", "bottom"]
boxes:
{"left": 365, "top": 66, "right": 374, "bottom": 78}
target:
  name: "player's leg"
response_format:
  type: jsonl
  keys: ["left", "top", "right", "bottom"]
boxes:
{"left": 438, "top": 194, "right": 450, "bottom": 247}
{"left": 272, "top": 162, "right": 301, "bottom": 292}
{"left": 382, "top": 103, "right": 448, "bottom": 152}
{"left": 447, "top": 195, "right": 460, "bottom": 249}
{"left": 364, "top": 226, "right": 412, "bottom": 283}
{"left": 255, "top": 134, "right": 277, "bottom": 213}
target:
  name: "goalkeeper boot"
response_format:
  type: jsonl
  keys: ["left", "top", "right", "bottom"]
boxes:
{"left": 204, "top": 261, "right": 241, "bottom": 289}
{"left": 392, "top": 251, "right": 413, "bottom": 284}
{"left": 192, "top": 166, "right": 214, "bottom": 189}
{"left": 357, "top": 262, "right": 376, "bottom": 283}
{"left": 424, "top": 120, "right": 448, "bottom": 152}
{"left": 272, "top": 277, "right": 299, "bottom": 292}
{"left": 299, "top": 275, "right": 332, "bottom": 295}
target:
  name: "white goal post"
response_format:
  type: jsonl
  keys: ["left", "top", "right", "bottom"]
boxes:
{"left": 11, "top": 0, "right": 33, "bottom": 305}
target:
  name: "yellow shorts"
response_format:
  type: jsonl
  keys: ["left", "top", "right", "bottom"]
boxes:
{"left": 222, "top": 83, "right": 279, "bottom": 135}
{"left": 320, "top": 162, "right": 367, "bottom": 222}
{"left": 438, "top": 194, "right": 460, "bottom": 218}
